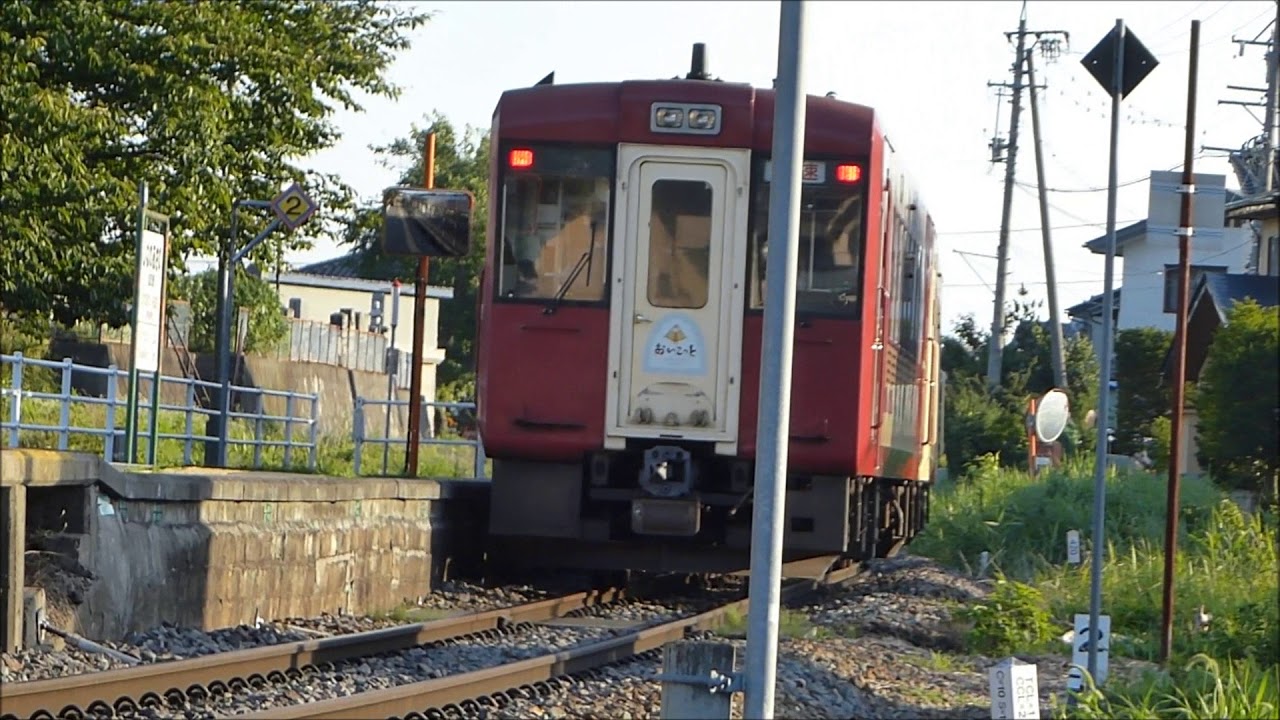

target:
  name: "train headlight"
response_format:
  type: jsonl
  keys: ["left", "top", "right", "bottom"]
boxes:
{"left": 687, "top": 108, "right": 718, "bottom": 129}
{"left": 654, "top": 107, "right": 684, "bottom": 128}
{"left": 649, "top": 102, "right": 722, "bottom": 134}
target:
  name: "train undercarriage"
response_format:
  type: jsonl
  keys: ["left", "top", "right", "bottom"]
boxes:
{"left": 486, "top": 445, "right": 931, "bottom": 575}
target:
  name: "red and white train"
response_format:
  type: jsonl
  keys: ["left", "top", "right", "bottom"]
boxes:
{"left": 475, "top": 46, "right": 943, "bottom": 574}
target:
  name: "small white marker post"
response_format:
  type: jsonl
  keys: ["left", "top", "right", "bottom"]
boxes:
{"left": 1067, "top": 613, "right": 1111, "bottom": 692}
{"left": 1066, "top": 530, "right": 1081, "bottom": 565}
{"left": 989, "top": 657, "right": 1040, "bottom": 719}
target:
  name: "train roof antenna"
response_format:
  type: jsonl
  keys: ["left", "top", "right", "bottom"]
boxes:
{"left": 686, "top": 43, "right": 710, "bottom": 80}
{"left": 535, "top": 71, "right": 554, "bottom": 86}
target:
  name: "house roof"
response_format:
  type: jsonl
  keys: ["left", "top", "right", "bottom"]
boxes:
{"left": 1190, "top": 272, "right": 1279, "bottom": 323}
{"left": 1083, "top": 220, "right": 1148, "bottom": 256}
{"left": 1224, "top": 189, "right": 1280, "bottom": 221}
{"left": 1066, "top": 288, "right": 1121, "bottom": 318}
{"left": 1163, "top": 272, "right": 1279, "bottom": 382}
{"left": 283, "top": 251, "right": 455, "bottom": 299}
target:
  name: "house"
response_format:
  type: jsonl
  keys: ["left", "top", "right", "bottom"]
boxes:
{"left": 1063, "top": 171, "right": 1254, "bottom": 443}
{"left": 1163, "top": 272, "right": 1280, "bottom": 477}
{"left": 1225, "top": 189, "right": 1280, "bottom": 277}
{"left": 1075, "top": 171, "right": 1253, "bottom": 336}
{"left": 1065, "top": 288, "right": 1120, "bottom": 369}
{"left": 266, "top": 250, "right": 454, "bottom": 408}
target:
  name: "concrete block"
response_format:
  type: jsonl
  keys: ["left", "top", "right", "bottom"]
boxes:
{"left": 23, "top": 588, "right": 45, "bottom": 648}
{"left": 0, "top": 449, "right": 100, "bottom": 488}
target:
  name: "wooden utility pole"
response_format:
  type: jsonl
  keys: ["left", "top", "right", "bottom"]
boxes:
{"left": 405, "top": 132, "right": 436, "bottom": 477}
{"left": 1161, "top": 19, "right": 1200, "bottom": 665}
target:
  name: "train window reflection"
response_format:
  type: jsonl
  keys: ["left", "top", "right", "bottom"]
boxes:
{"left": 749, "top": 184, "right": 864, "bottom": 316}
{"left": 646, "top": 179, "right": 713, "bottom": 310}
{"left": 499, "top": 148, "right": 612, "bottom": 302}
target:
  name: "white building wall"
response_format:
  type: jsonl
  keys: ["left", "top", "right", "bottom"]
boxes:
{"left": 1116, "top": 171, "right": 1255, "bottom": 332}
{"left": 1115, "top": 227, "right": 1253, "bottom": 332}
{"left": 273, "top": 278, "right": 447, "bottom": 405}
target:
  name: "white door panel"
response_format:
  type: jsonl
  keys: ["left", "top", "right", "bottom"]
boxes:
{"left": 604, "top": 144, "right": 749, "bottom": 449}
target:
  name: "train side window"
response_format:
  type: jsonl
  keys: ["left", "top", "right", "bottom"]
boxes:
{"left": 646, "top": 179, "right": 713, "bottom": 310}
{"left": 748, "top": 175, "right": 864, "bottom": 316}
{"left": 498, "top": 146, "right": 612, "bottom": 303}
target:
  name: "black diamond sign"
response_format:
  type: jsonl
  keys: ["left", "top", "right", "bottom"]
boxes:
{"left": 1081, "top": 24, "right": 1158, "bottom": 99}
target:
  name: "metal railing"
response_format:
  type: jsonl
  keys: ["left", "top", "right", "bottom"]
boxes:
{"left": 353, "top": 397, "right": 486, "bottom": 478}
{"left": 1, "top": 352, "right": 320, "bottom": 469}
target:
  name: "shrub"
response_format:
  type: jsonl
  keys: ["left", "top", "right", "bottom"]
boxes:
{"left": 1195, "top": 299, "right": 1279, "bottom": 497}
{"left": 1112, "top": 327, "right": 1174, "bottom": 457}
{"left": 955, "top": 577, "right": 1055, "bottom": 655}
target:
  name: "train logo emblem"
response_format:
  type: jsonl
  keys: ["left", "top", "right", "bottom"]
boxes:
{"left": 644, "top": 314, "right": 706, "bottom": 375}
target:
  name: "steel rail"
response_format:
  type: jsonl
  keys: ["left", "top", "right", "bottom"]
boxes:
{"left": 0, "top": 589, "right": 622, "bottom": 720}
{"left": 232, "top": 562, "right": 863, "bottom": 720}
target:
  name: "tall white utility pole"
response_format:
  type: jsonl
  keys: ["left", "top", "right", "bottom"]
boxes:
{"left": 744, "top": 1, "right": 807, "bottom": 718}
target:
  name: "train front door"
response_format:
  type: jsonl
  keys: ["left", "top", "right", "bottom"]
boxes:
{"left": 605, "top": 144, "right": 749, "bottom": 454}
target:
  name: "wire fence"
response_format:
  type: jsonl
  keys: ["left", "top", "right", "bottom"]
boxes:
{"left": 1, "top": 353, "right": 320, "bottom": 470}
{"left": 352, "top": 397, "right": 486, "bottom": 477}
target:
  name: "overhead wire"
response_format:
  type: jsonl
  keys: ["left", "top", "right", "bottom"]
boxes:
{"left": 942, "top": 239, "right": 1256, "bottom": 290}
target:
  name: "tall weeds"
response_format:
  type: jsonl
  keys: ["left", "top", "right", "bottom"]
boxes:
{"left": 913, "top": 457, "right": 1279, "bottom": 718}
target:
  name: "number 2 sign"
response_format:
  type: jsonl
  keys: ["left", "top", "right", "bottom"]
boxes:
{"left": 270, "top": 182, "right": 318, "bottom": 231}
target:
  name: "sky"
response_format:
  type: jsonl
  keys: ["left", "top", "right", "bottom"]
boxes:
{"left": 230, "top": 0, "right": 1278, "bottom": 334}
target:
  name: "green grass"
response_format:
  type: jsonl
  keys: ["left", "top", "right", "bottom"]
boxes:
{"left": 713, "top": 607, "right": 830, "bottom": 640}
{"left": 374, "top": 604, "right": 458, "bottom": 623}
{"left": 912, "top": 456, "right": 1279, "bottom": 718}
{"left": 1, "top": 393, "right": 487, "bottom": 478}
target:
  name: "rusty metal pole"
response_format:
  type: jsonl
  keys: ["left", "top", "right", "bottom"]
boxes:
{"left": 1160, "top": 19, "right": 1199, "bottom": 665}
{"left": 405, "top": 132, "right": 436, "bottom": 477}
{"left": 1027, "top": 396, "right": 1039, "bottom": 475}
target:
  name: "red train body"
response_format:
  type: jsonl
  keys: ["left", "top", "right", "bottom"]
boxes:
{"left": 476, "top": 51, "right": 943, "bottom": 574}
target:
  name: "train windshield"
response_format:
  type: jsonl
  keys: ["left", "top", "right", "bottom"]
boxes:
{"left": 498, "top": 145, "right": 613, "bottom": 303}
{"left": 748, "top": 159, "right": 866, "bottom": 317}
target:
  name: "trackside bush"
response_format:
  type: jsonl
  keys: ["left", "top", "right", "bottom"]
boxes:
{"left": 954, "top": 576, "right": 1055, "bottom": 655}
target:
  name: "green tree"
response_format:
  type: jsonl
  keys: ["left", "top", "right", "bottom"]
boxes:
{"left": 0, "top": 0, "right": 431, "bottom": 328}
{"left": 344, "top": 112, "right": 490, "bottom": 395}
{"left": 1112, "top": 327, "right": 1174, "bottom": 456}
{"left": 172, "top": 269, "right": 288, "bottom": 355}
{"left": 1195, "top": 299, "right": 1279, "bottom": 497}
{"left": 940, "top": 294, "right": 1100, "bottom": 474}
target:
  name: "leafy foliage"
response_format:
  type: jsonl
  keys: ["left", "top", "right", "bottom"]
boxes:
{"left": 941, "top": 291, "right": 1100, "bottom": 474}
{"left": 344, "top": 112, "right": 490, "bottom": 394}
{"left": 954, "top": 577, "right": 1055, "bottom": 655}
{"left": 0, "top": 0, "right": 431, "bottom": 327}
{"left": 171, "top": 269, "right": 287, "bottom": 354}
{"left": 1112, "top": 327, "right": 1174, "bottom": 456}
{"left": 1194, "top": 299, "right": 1279, "bottom": 496}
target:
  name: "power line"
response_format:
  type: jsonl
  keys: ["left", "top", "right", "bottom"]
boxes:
{"left": 939, "top": 218, "right": 1145, "bottom": 236}
{"left": 942, "top": 239, "right": 1255, "bottom": 289}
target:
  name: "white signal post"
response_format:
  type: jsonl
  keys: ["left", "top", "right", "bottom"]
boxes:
{"left": 744, "top": 1, "right": 808, "bottom": 718}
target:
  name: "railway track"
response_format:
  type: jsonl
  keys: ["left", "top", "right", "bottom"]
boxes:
{"left": 232, "top": 562, "right": 862, "bottom": 720}
{"left": 0, "top": 588, "right": 625, "bottom": 720}
{"left": 2, "top": 559, "right": 860, "bottom": 720}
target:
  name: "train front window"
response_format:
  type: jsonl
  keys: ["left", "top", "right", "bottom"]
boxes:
{"left": 646, "top": 179, "right": 713, "bottom": 309}
{"left": 747, "top": 160, "right": 866, "bottom": 316}
{"left": 499, "top": 145, "right": 613, "bottom": 303}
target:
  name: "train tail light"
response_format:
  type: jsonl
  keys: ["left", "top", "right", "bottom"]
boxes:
{"left": 835, "top": 163, "right": 862, "bottom": 183}
{"left": 509, "top": 148, "right": 534, "bottom": 169}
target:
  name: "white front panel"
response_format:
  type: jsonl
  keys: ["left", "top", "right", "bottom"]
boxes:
{"left": 605, "top": 144, "right": 749, "bottom": 448}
